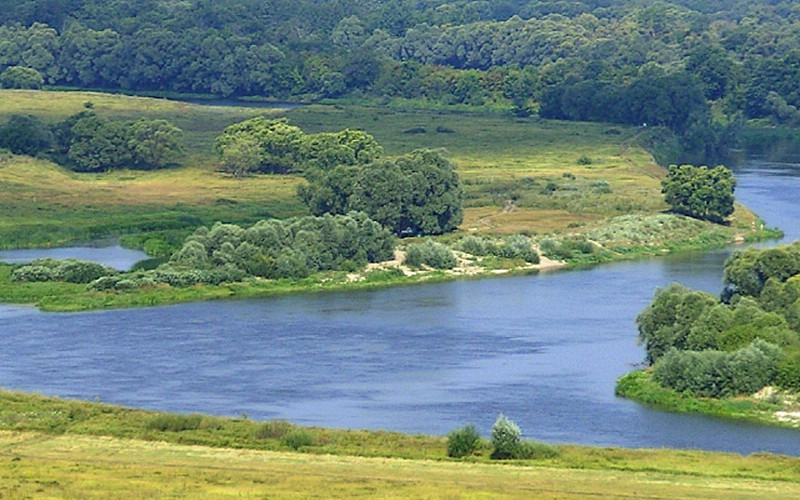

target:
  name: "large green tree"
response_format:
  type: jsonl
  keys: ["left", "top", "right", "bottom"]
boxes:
{"left": 0, "top": 114, "right": 52, "bottom": 155}
{"left": 301, "top": 148, "right": 463, "bottom": 236}
{"left": 661, "top": 164, "right": 736, "bottom": 223}
{"left": 126, "top": 118, "right": 183, "bottom": 169}
{"left": 0, "top": 65, "right": 43, "bottom": 88}
{"left": 214, "top": 117, "right": 304, "bottom": 175}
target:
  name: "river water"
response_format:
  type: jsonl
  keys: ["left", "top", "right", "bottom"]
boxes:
{"left": 0, "top": 160, "right": 799, "bottom": 455}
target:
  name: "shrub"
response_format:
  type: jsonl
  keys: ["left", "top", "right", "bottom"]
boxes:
{"left": 577, "top": 155, "right": 592, "bottom": 165}
{"left": 447, "top": 424, "right": 481, "bottom": 458}
{"left": 53, "top": 259, "right": 115, "bottom": 283}
{"left": 255, "top": 421, "right": 293, "bottom": 440}
{"left": 11, "top": 265, "right": 55, "bottom": 282}
{"left": 491, "top": 414, "right": 521, "bottom": 460}
{"left": 282, "top": 429, "right": 315, "bottom": 450}
{"left": 147, "top": 414, "right": 203, "bottom": 432}
{"left": 652, "top": 340, "right": 780, "bottom": 397}
{"left": 776, "top": 349, "right": 800, "bottom": 390}
{"left": 12, "top": 259, "right": 114, "bottom": 284}
{"left": 404, "top": 241, "right": 457, "bottom": 269}
{"left": 499, "top": 235, "right": 540, "bottom": 263}
{"left": 515, "top": 441, "right": 560, "bottom": 460}
{"left": 457, "top": 235, "right": 488, "bottom": 256}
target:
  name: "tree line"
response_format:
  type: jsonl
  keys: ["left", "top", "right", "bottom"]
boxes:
{"left": 3, "top": 1, "right": 800, "bottom": 129}
{"left": 0, "top": 109, "right": 183, "bottom": 171}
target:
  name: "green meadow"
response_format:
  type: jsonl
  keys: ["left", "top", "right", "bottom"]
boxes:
{"left": 0, "top": 390, "right": 799, "bottom": 499}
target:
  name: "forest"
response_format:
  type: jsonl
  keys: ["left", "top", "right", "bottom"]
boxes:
{"left": 2, "top": 0, "right": 800, "bottom": 133}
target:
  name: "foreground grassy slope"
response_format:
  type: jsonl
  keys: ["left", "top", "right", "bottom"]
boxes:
{"left": 4, "top": 432, "right": 800, "bottom": 499}
{"left": 1, "top": 389, "right": 799, "bottom": 498}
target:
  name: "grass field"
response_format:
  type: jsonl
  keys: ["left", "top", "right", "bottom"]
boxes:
{"left": 0, "top": 89, "right": 674, "bottom": 246}
{"left": 0, "top": 89, "right": 777, "bottom": 311}
{"left": 3, "top": 432, "right": 800, "bottom": 499}
{"left": 1, "top": 390, "right": 799, "bottom": 498}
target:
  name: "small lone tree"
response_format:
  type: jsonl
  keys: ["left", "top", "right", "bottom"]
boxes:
{"left": 661, "top": 164, "right": 735, "bottom": 223}
{"left": 447, "top": 424, "right": 481, "bottom": 458}
{"left": 491, "top": 414, "right": 521, "bottom": 459}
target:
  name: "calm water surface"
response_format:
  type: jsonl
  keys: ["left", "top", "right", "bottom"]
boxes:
{"left": 0, "top": 243, "right": 148, "bottom": 270}
{"left": 1, "top": 160, "right": 799, "bottom": 455}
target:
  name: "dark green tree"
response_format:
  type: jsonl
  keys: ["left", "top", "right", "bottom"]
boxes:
{"left": 67, "top": 115, "right": 131, "bottom": 172}
{"left": 214, "top": 117, "right": 304, "bottom": 174}
{"left": 0, "top": 114, "right": 52, "bottom": 155}
{"left": 0, "top": 65, "right": 43, "bottom": 88}
{"left": 661, "top": 164, "right": 735, "bottom": 223}
{"left": 302, "top": 149, "right": 463, "bottom": 236}
{"left": 126, "top": 118, "right": 183, "bottom": 169}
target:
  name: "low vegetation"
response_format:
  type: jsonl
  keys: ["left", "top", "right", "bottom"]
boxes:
{"left": 1, "top": 388, "right": 800, "bottom": 498}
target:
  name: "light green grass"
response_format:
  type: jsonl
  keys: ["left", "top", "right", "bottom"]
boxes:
{"left": 0, "top": 389, "right": 799, "bottom": 498}
{"left": 616, "top": 370, "right": 800, "bottom": 429}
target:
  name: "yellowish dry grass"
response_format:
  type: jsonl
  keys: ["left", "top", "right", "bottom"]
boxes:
{"left": 1, "top": 431, "right": 799, "bottom": 499}
{"left": 0, "top": 155, "right": 302, "bottom": 207}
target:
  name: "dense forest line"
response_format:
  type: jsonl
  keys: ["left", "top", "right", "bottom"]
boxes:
{"left": 2, "top": 1, "right": 800, "bottom": 133}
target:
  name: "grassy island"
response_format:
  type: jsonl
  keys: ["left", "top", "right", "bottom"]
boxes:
{"left": 0, "top": 90, "right": 779, "bottom": 312}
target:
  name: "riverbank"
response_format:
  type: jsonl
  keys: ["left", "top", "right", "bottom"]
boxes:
{"left": 1, "top": 388, "right": 798, "bottom": 498}
{"left": 616, "top": 371, "right": 800, "bottom": 430}
{"left": 0, "top": 209, "right": 779, "bottom": 312}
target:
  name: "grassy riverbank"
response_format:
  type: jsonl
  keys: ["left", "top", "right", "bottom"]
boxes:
{"left": 0, "top": 90, "right": 780, "bottom": 311}
{"left": 616, "top": 371, "right": 800, "bottom": 429}
{"left": 1, "top": 389, "right": 799, "bottom": 498}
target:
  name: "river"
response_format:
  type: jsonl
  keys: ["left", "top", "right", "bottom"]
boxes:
{"left": 0, "top": 160, "right": 798, "bottom": 455}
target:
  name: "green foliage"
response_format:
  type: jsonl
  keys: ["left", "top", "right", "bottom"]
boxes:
{"left": 636, "top": 283, "right": 718, "bottom": 364}
{"left": 457, "top": 235, "right": 539, "bottom": 264}
{"left": 776, "top": 348, "right": 800, "bottom": 391}
{"left": 304, "top": 148, "right": 463, "bottom": 236}
{"left": 404, "top": 240, "right": 456, "bottom": 270}
{"left": 281, "top": 429, "right": 315, "bottom": 450}
{"left": 67, "top": 114, "right": 131, "bottom": 172}
{"left": 539, "top": 237, "right": 595, "bottom": 261}
{"left": 147, "top": 414, "right": 204, "bottom": 432}
{"left": 652, "top": 340, "right": 781, "bottom": 397}
{"left": 0, "top": 65, "right": 43, "bottom": 89}
{"left": 635, "top": 242, "right": 800, "bottom": 402}
{"left": 86, "top": 212, "right": 396, "bottom": 289}
{"left": 446, "top": 424, "right": 481, "bottom": 458}
{"left": 0, "top": 114, "right": 52, "bottom": 155}
{"left": 723, "top": 243, "right": 800, "bottom": 299}
{"left": 255, "top": 421, "right": 293, "bottom": 440}
{"left": 490, "top": 414, "right": 521, "bottom": 460}
{"left": 661, "top": 164, "right": 735, "bottom": 223}
{"left": 214, "top": 117, "right": 304, "bottom": 175}
{"left": 56, "top": 113, "right": 184, "bottom": 172}
{"left": 12, "top": 258, "right": 115, "bottom": 284}
{"left": 126, "top": 119, "right": 183, "bottom": 169}
{"left": 514, "top": 441, "right": 560, "bottom": 460}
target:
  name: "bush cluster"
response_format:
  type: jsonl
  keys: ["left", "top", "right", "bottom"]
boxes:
{"left": 652, "top": 340, "right": 781, "bottom": 397}
{"left": 0, "top": 111, "right": 183, "bottom": 172}
{"left": 89, "top": 213, "right": 396, "bottom": 291}
{"left": 538, "top": 237, "right": 595, "bottom": 260}
{"left": 403, "top": 241, "right": 457, "bottom": 269}
{"left": 457, "top": 235, "right": 539, "bottom": 264}
{"left": 638, "top": 243, "right": 800, "bottom": 396}
{"left": 12, "top": 258, "right": 116, "bottom": 284}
